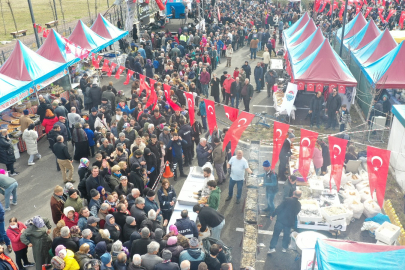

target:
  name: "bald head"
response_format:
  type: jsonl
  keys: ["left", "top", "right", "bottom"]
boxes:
{"left": 180, "top": 260, "right": 191, "bottom": 270}
{"left": 293, "top": 190, "right": 302, "bottom": 198}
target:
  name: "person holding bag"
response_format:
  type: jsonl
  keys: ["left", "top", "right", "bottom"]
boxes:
{"left": 256, "top": 161, "right": 278, "bottom": 214}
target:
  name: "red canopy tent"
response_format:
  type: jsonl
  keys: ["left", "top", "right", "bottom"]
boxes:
{"left": 296, "top": 28, "right": 325, "bottom": 61}
{"left": 283, "top": 12, "right": 310, "bottom": 38}
{"left": 291, "top": 19, "right": 317, "bottom": 46}
{"left": 36, "top": 29, "right": 78, "bottom": 64}
{"left": 352, "top": 20, "right": 380, "bottom": 50}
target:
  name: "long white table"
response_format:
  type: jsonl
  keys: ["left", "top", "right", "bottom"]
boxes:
{"left": 167, "top": 166, "right": 206, "bottom": 236}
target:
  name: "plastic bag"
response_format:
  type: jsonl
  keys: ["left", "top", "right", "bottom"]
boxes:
{"left": 342, "top": 181, "right": 356, "bottom": 190}
{"left": 360, "top": 169, "right": 369, "bottom": 182}
{"left": 350, "top": 173, "right": 363, "bottom": 185}
{"left": 356, "top": 180, "right": 370, "bottom": 191}
{"left": 346, "top": 209, "right": 354, "bottom": 225}
{"left": 363, "top": 199, "right": 382, "bottom": 218}
{"left": 340, "top": 189, "right": 361, "bottom": 201}
{"left": 359, "top": 188, "right": 377, "bottom": 203}
{"left": 361, "top": 221, "right": 381, "bottom": 233}
{"left": 344, "top": 197, "right": 364, "bottom": 219}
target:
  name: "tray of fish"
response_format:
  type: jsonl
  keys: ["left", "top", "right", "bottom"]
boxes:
{"left": 298, "top": 200, "right": 323, "bottom": 222}
{"left": 245, "top": 196, "right": 258, "bottom": 212}
{"left": 246, "top": 176, "right": 259, "bottom": 188}
{"left": 240, "top": 252, "right": 256, "bottom": 269}
{"left": 298, "top": 186, "right": 312, "bottom": 200}
{"left": 245, "top": 209, "right": 258, "bottom": 224}
{"left": 321, "top": 205, "right": 350, "bottom": 222}
{"left": 244, "top": 224, "right": 258, "bottom": 239}
{"left": 242, "top": 237, "right": 257, "bottom": 253}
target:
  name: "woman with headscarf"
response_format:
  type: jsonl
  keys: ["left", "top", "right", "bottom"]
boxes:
{"left": 55, "top": 245, "right": 80, "bottom": 270}
{"left": 157, "top": 179, "right": 177, "bottom": 221}
{"left": 145, "top": 59, "right": 154, "bottom": 79}
{"left": 94, "top": 241, "right": 108, "bottom": 259}
{"left": 69, "top": 226, "right": 81, "bottom": 245}
{"left": 94, "top": 229, "right": 113, "bottom": 251}
{"left": 128, "top": 164, "right": 145, "bottom": 195}
{"left": 42, "top": 109, "right": 59, "bottom": 134}
{"left": 22, "top": 123, "right": 41, "bottom": 166}
{"left": 20, "top": 216, "right": 52, "bottom": 270}
{"left": 162, "top": 236, "right": 183, "bottom": 264}
{"left": 104, "top": 215, "right": 121, "bottom": 242}
{"left": 78, "top": 158, "right": 91, "bottom": 182}
{"left": 144, "top": 148, "right": 157, "bottom": 188}
{"left": 97, "top": 186, "right": 109, "bottom": 201}
{"left": 94, "top": 113, "right": 110, "bottom": 131}
{"left": 6, "top": 217, "right": 34, "bottom": 270}
{"left": 61, "top": 206, "right": 79, "bottom": 228}
{"left": 72, "top": 123, "right": 90, "bottom": 161}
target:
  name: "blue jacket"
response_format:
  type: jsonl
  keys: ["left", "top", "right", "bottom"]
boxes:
{"left": 157, "top": 186, "right": 177, "bottom": 212}
{"left": 144, "top": 198, "right": 161, "bottom": 218}
{"left": 79, "top": 237, "right": 96, "bottom": 256}
{"left": 77, "top": 217, "right": 87, "bottom": 231}
{"left": 0, "top": 202, "right": 4, "bottom": 222}
{"left": 196, "top": 144, "right": 212, "bottom": 167}
{"left": 179, "top": 248, "right": 206, "bottom": 269}
{"left": 84, "top": 128, "right": 95, "bottom": 147}
{"left": 217, "top": 40, "right": 224, "bottom": 51}
{"left": 138, "top": 48, "right": 146, "bottom": 59}
{"left": 175, "top": 217, "right": 199, "bottom": 238}
{"left": 254, "top": 66, "right": 263, "bottom": 80}
{"left": 198, "top": 101, "right": 206, "bottom": 117}
{"left": 116, "top": 104, "right": 135, "bottom": 115}
{"left": 257, "top": 170, "right": 278, "bottom": 194}
{"left": 166, "top": 138, "right": 187, "bottom": 159}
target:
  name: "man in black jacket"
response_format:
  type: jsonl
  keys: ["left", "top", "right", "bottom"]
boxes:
{"left": 242, "top": 61, "right": 251, "bottom": 81}
{"left": 89, "top": 79, "right": 102, "bottom": 110}
{"left": 178, "top": 120, "right": 193, "bottom": 167}
{"left": 53, "top": 136, "right": 74, "bottom": 183}
{"left": 130, "top": 197, "right": 147, "bottom": 225}
{"left": 85, "top": 164, "right": 113, "bottom": 199}
{"left": 240, "top": 79, "right": 254, "bottom": 112}
{"left": 278, "top": 133, "right": 294, "bottom": 181}
{"left": 309, "top": 91, "right": 324, "bottom": 129}
{"left": 80, "top": 73, "right": 89, "bottom": 92}
{"left": 193, "top": 205, "right": 225, "bottom": 241}
{"left": 174, "top": 210, "right": 199, "bottom": 238}
{"left": 268, "top": 190, "right": 302, "bottom": 254}
{"left": 52, "top": 226, "right": 79, "bottom": 255}
{"left": 230, "top": 77, "right": 242, "bottom": 108}
{"left": 326, "top": 88, "right": 342, "bottom": 130}
{"left": 264, "top": 70, "right": 276, "bottom": 98}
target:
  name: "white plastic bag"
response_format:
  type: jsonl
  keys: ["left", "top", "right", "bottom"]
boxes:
{"left": 356, "top": 181, "right": 370, "bottom": 191}
{"left": 363, "top": 199, "right": 382, "bottom": 218}
{"left": 350, "top": 173, "right": 363, "bottom": 185}
{"left": 359, "top": 188, "right": 377, "bottom": 203}
{"left": 340, "top": 189, "right": 361, "bottom": 201}
{"left": 342, "top": 181, "right": 356, "bottom": 190}
{"left": 360, "top": 170, "right": 369, "bottom": 182}
{"left": 361, "top": 221, "right": 381, "bottom": 233}
{"left": 346, "top": 209, "right": 354, "bottom": 225}
{"left": 344, "top": 197, "right": 364, "bottom": 219}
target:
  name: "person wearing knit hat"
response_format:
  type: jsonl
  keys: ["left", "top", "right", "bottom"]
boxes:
{"left": 126, "top": 216, "right": 135, "bottom": 225}
{"left": 51, "top": 256, "right": 65, "bottom": 269}
{"left": 144, "top": 189, "right": 163, "bottom": 222}
{"left": 164, "top": 236, "right": 183, "bottom": 264}
{"left": 100, "top": 253, "right": 112, "bottom": 267}
{"left": 256, "top": 160, "right": 278, "bottom": 213}
{"left": 64, "top": 189, "right": 82, "bottom": 213}
{"left": 62, "top": 206, "right": 79, "bottom": 228}
{"left": 55, "top": 245, "right": 66, "bottom": 257}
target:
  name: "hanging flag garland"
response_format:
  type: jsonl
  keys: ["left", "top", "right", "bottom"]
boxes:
{"left": 271, "top": 121, "right": 290, "bottom": 170}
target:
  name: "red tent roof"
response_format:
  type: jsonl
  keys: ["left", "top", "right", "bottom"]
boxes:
{"left": 0, "top": 41, "right": 32, "bottom": 81}
{"left": 376, "top": 42, "right": 405, "bottom": 88}
{"left": 297, "top": 28, "right": 325, "bottom": 61}
{"left": 291, "top": 20, "right": 317, "bottom": 46}
{"left": 365, "top": 29, "right": 397, "bottom": 65}
{"left": 345, "top": 13, "right": 367, "bottom": 39}
{"left": 36, "top": 30, "right": 66, "bottom": 63}
{"left": 355, "top": 20, "right": 380, "bottom": 50}
{"left": 289, "top": 13, "right": 310, "bottom": 37}
{"left": 91, "top": 13, "right": 113, "bottom": 39}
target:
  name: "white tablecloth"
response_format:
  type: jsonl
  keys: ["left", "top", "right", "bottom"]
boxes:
{"left": 273, "top": 92, "right": 296, "bottom": 120}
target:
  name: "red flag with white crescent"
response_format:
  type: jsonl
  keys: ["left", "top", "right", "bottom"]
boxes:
{"left": 107, "top": 62, "right": 117, "bottom": 77}
{"left": 297, "top": 82, "right": 305, "bottom": 91}
{"left": 299, "top": 129, "right": 319, "bottom": 181}
{"left": 378, "top": 8, "right": 385, "bottom": 23}
{"left": 163, "top": 84, "right": 181, "bottom": 111}
{"left": 367, "top": 146, "right": 391, "bottom": 208}
{"left": 328, "top": 136, "right": 348, "bottom": 191}
{"left": 115, "top": 66, "right": 125, "bottom": 80}
{"left": 222, "top": 111, "right": 255, "bottom": 155}
{"left": 271, "top": 121, "right": 290, "bottom": 170}
{"left": 101, "top": 59, "right": 110, "bottom": 72}
{"left": 338, "top": 84, "right": 346, "bottom": 93}
{"left": 385, "top": 9, "right": 396, "bottom": 22}
{"left": 204, "top": 99, "right": 217, "bottom": 135}
{"left": 149, "top": 79, "right": 158, "bottom": 110}
{"left": 185, "top": 92, "right": 195, "bottom": 126}
{"left": 145, "top": 80, "right": 157, "bottom": 109}
{"left": 92, "top": 55, "right": 102, "bottom": 69}
{"left": 223, "top": 105, "right": 239, "bottom": 122}
{"left": 339, "top": 4, "right": 345, "bottom": 17}
{"left": 307, "top": 83, "right": 315, "bottom": 92}
{"left": 365, "top": 6, "right": 373, "bottom": 18}
{"left": 329, "top": 83, "right": 337, "bottom": 93}
{"left": 316, "top": 83, "right": 324, "bottom": 92}
{"left": 123, "top": 70, "right": 134, "bottom": 85}
{"left": 399, "top": 11, "right": 405, "bottom": 29}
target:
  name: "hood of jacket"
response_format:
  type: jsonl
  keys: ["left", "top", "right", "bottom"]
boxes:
{"left": 186, "top": 248, "right": 204, "bottom": 259}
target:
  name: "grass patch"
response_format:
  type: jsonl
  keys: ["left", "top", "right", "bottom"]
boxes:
{"left": 0, "top": 0, "right": 109, "bottom": 42}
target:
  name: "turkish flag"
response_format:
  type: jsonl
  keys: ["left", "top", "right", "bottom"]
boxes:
{"left": 329, "top": 83, "right": 337, "bottom": 93}
{"left": 339, "top": 4, "right": 345, "bottom": 17}
{"left": 204, "top": 99, "right": 217, "bottom": 135}
{"left": 297, "top": 82, "right": 305, "bottom": 90}
{"left": 367, "top": 146, "right": 391, "bottom": 207}
{"left": 356, "top": 6, "right": 361, "bottom": 15}
{"left": 223, "top": 105, "right": 239, "bottom": 122}
{"left": 37, "top": 25, "right": 43, "bottom": 33}
{"left": 299, "top": 129, "right": 319, "bottom": 181}
{"left": 101, "top": 59, "right": 110, "bottom": 72}
{"left": 149, "top": 79, "right": 158, "bottom": 110}
{"left": 328, "top": 136, "right": 348, "bottom": 191}
{"left": 399, "top": 11, "right": 405, "bottom": 29}
{"left": 80, "top": 49, "right": 90, "bottom": 60}
{"left": 365, "top": 6, "right": 373, "bottom": 18}
{"left": 144, "top": 81, "right": 154, "bottom": 109}
{"left": 307, "top": 83, "right": 315, "bottom": 92}
{"left": 140, "top": 75, "right": 150, "bottom": 98}
{"left": 271, "top": 121, "right": 290, "bottom": 170}
{"left": 124, "top": 70, "right": 134, "bottom": 85}
{"left": 115, "top": 66, "right": 125, "bottom": 79}
{"left": 385, "top": 9, "right": 396, "bottom": 22}
{"left": 92, "top": 55, "right": 102, "bottom": 69}
{"left": 185, "top": 92, "right": 195, "bottom": 126}
{"left": 338, "top": 84, "right": 346, "bottom": 94}
{"left": 43, "top": 29, "right": 50, "bottom": 38}
{"left": 155, "top": 0, "right": 165, "bottom": 10}
{"left": 107, "top": 62, "right": 117, "bottom": 77}
{"left": 316, "top": 83, "right": 324, "bottom": 92}
{"left": 163, "top": 84, "right": 181, "bottom": 111}
{"left": 378, "top": 8, "right": 385, "bottom": 23}
{"left": 222, "top": 111, "right": 255, "bottom": 155}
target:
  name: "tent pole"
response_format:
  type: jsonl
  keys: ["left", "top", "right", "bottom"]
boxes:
{"left": 339, "top": 0, "right": 349, "bottom": 56}
{"left": 311, "top": 250, "right": 317, "bottom": 270}
{"left": 329, "top": 0, "right": 335, "bottom": 42}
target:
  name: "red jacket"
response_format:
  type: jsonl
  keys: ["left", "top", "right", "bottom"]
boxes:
{"left": 200, "top": 71, "right": 211, "bottom": 85}
{"left": 233, "top": 70, "right": 239, "bottom": 79}
{"left": 6, "top": 222, "right": 27, "bottom": 251}
{"left": 42, "top": 116, "right": 58, "bottom": 134}
{"left": 62, "top": 212, "right": 79, "bottom": 228}
{"left": 223, "top": 77, "right": 235, "bottom": 94}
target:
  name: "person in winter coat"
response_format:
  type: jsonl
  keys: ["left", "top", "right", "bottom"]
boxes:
{"left": 166, "top": 133, "right": 187, "bottom": 180}
{"left": 64, "top": 189, "right": 83, "bottom": 213}
{"left": 6, "top": 217, "right": 34, "bottom": 270}
{"left": 196, "top": 138, "right": 212, "bottom": 167}
{"left": 157, "top": 179, "right": 177, "bottom": 221}
{"left": 212, "top": 138, "right": 226, "bottom": 185}
{"left": 326, "top": 88, "right": 342, "bottom": 130}
{"left": 134, "top": 58, "right": 143, "bottom": 78}
{"left": 240, "top": 78, "right": 255, "bottom": 112}
{"left": 222, "top": 75, "right": 235, "bottom": 106}
{"left": 74, "top": 244, "right": 93, "bottom": 269}
{"left": 210, "top": 74, "right": 220, "bottom": 103}
{"left": 85, "top": 165, "right": 113, "bottom": 201}
{"left": 50, "top": 185, "right": 66, "bottom": 224}
{"left": 42, "top": 109, "right": 59, "bottom": 134}
{"left": 55, "top": 245, "right": 80, "bottom": 270}
{"left": 163, "top": 236, "right": 183, "bottom": 264}
{"left": 89, "top": 80, "right": 103, "bottom": 110}
{"left": 102, "top": 86, "right": 116, "bottom": 109}
{"left": 129, "top": 165, "right": 145, "bottom": 195}
{"left": 104, "top": 215, "right": 121, "bottom": 242}
{"left": 115, "top": 176, "right": 134, "bottom": 197}
{"left": 198, "top": 99, "right": 207, "bottom": 131}
{"left": 37, "top": 97, "right": 52, "bottom": 123}
{"left": 338, "top": 104, "right": 351, "bottom": 132}
{"left": 117, "top": 102, "right": 136, "bottom": 116}
{"left": 225, "top": 45, "right": 233, "bottom": 67}
{"left": 264, "top": 69, "right": 276, "bottom": 98}
{"left": 254, "top": 62, "right": 263, "bottom": 93}
{"left": 144, "top": 148, "right": 158, "bottom": 188}
{"left": 94, "top": 113, "right": 110, "bottom": 132}
{"left": 179, "top": 237, "right": 205, "bottom": 268}
{"left": 61, "top": 206, "right": 79, "bottom": 228}
{"left": 145, "top": 59, "right": 154, "bottom": 79}
{"left": 144, "top": 190, "right": 163, "bottom": 223}
{"left": 20, "top": 216, "right": 53, "bottom": 270}
{"left": 242, "top": 61, "right": 251, "bottom": 82}
{"left": 319, "top": 139, "right": 331, "bottom": 175}
{"left": 21, "top": 123, "right": 41, "bottom": 166}
{"left": 199, "top": 68, "right": 211, "bottom": 98}
{"left": 309, "top": 91, "right": 324, "bottom": 129}
{"left": 206, "top": 181, "right": 220, "bottom": 211}
{"left": 312, "top": 141, "right": 323, "bottom": 176}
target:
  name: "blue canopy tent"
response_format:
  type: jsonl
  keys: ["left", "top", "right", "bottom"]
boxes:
{"left": 343, "top": 19, "right": 380, "bottom": 51}
{"left": 315, "top": 239, "right": 405, "bottom": 270}
{"left": 69, "top": 20, "right": 112, "bottom": 53}
{"left": 166, "top": 0, "right": 185, "bottom": 19}
{"left": 0, "top": 74, "right": 33, "bottom": 112}
{"left": 91, "top": 13, "right": 128, "bottom": 43}
{"left": 288, "top": 28, "right": 325, "bottom": 63}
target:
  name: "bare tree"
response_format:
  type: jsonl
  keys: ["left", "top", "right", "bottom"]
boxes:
{"left": 0, "top": 0, "right": 6, "bottom": 35}
{"left": 95, "top": 0, "right": 98, "bottom": 19}
{"left": 58, "top": 0, "right": 67, "bottom": 31}
{"left": 49, "top": 0, "right": 56, "bottom": 21}
{"left": 6, "top": 0, "right": 17, "bottom": 32}
{"left": 87, "top": 0, "right": 91, "bottom": 22}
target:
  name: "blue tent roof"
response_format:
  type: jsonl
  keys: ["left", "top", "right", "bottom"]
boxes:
{"left": 288, "top": 28, "right": 325, "bottom": 63}
{"left": 69, "top": 20, "right": 111, "bottom": 52}
{"left": 344, "top": 20, "right": 380, "bottom": 50}
{"left": 336, "top": 12, "right": 367, "bottom": 42}
{"left": 91, "top": 13, "right": 128, "bottom": 42}
{"left": 283, "top": 12, "right": 310, "bottom": 39}
{"left": 0, "top": 73, "right": 33, "bottom": 111}
{"left": 285, "top": 19, "right": 315, "bottom": 46}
